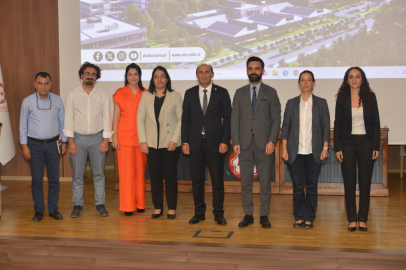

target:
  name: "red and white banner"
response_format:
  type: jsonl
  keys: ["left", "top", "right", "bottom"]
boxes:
{"left": 0, "top": 64, "right": 15, "bottom": 165}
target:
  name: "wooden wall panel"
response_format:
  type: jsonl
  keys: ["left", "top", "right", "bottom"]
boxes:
{"left": 0, "top": 0, "right": 60, "bottom": 176}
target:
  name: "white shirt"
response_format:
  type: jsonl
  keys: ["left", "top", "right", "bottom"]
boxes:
{"left": 199, "top": 83, "right": 212, "bottom": 109}
{"left": 298, "top": 95, "right": 312, "bottom": 155}
{"left": 351, "top": 107, "right": 366, "bottom": 134}
{"left": 63, "top": 86, "right": 112, "bottom": 139}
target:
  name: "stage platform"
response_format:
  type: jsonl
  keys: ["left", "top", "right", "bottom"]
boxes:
{"left": 1, "top": 174, "right": 406, "bottom": 269}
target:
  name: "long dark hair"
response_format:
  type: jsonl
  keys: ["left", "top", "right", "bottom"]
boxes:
{"left": 336, "top": 67, "right": 373, "bottom": 109}
{"left": 124, "top": 63, "right": 144, "bottom": 90}
{"left": 148, "top": 66, "right": 173, "bottom": 94}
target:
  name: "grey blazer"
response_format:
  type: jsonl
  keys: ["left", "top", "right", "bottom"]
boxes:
{"left": 281, "top": 95, "right": 330, "bottom": 165}
{"left": 137, "top": 90, "right": 182, "bottom": 149}
{"left": 231, "top": 83, "right": 281, "bottom": 150}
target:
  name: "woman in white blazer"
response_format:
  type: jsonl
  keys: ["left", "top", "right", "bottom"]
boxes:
{"left": 137, "top": 66, "right": 182, "bottom": 219}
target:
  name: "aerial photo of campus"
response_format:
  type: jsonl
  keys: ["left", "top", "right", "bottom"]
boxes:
{"left": 79, "top": 0, "right": 405, "bottom": 70}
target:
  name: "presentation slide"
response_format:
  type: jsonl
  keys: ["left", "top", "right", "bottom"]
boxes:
{"left": 59, "top": 0, "right": 406, "bottom": 144}
{"left": 79, "top": 0, "right": 406, "bottom": 81}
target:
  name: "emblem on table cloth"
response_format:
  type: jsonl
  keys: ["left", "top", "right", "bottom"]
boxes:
{"left": 0, "top": 83, "right": 6, "bottom": 105}
{"left": 229, "top": 152, "right": 258, "bottom": 179}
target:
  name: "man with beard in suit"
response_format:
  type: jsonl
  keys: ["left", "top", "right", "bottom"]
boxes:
{"left": 231, "top": 56, "right": 281, "bottom": 229}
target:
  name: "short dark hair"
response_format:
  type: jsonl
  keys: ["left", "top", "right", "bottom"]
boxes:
{"left": 246, "top": 56, "right": 264, "bottom": 69}
{"left": 148, "top": 66, "right": 174, "bottom": 94}
{"left": 298, "top": 70, "right": 315, "bottom": 83}
{"left": 78, "top": 61, "right": 101, "bottom": 80}
{"left": 196, "top": 63, "right": 213, "bottom": 74}
{"left": 35, "top": 72, "right": 51, "bottom": 82}
{"left": 124, "top": 63, "right": 144, "bottom": 90}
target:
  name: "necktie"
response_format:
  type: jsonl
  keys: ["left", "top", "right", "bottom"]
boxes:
{"left": 203, "top": 89, "right": 208, "bottom": 115}
{"left": 202, "top": 89, "right": 207, "bottom": 134}
{"left": 252, "top": 86, "right": 257, "bottom": 114}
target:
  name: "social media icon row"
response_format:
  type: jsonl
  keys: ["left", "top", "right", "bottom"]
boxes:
{"left": 93, "top": 51, "right": 139, "bottom": 62}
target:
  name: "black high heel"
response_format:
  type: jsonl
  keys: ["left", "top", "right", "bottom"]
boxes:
{"left": 124, "top": 212, "right": 133, "bottom": 216}
{"left": 137, "top": 209, "right": 145, "bottom": 213}
{"left": 348, "top": 222, "right": 357, "bottom": 232}
{"left": 151, "top": 209, "right": 163, "bottom": 219}
{"left": 358, "top": 222, "right": 368, "bottom": 232}
{"left": 167, "top": 211, "right": 176, "bottom": 219}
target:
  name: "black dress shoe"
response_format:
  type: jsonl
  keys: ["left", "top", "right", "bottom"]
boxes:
{"left": 137, "top": 209, "right": 145, "bottom": 213}
{"left": 49, "top": 210, "right": 63, "bottom": 220}
{"left": 151, "top": 210, "right": 163, "bottom": 219}
{"left": 167, "top": 214, "right": 176, "bottom": 219}
{"left": 124, "top": 212, "right": 133, "bottom": 216}
{"left": 33, "top": 212, "right": 43, "bottom": 222}
{"left": 304, "top": 222, "right": 313, "bottom": 229}
{"left": 214, "top": 215, "right": 227, "bottom": 225}
{"left": 293, "top": 221, "right": 304, "bottom": 228}
{"left": 238, "top": 215, "right": 254, "bottom": 228}
{"left": 260, "top": 216, "right": 271, "bottom": 229}
{"left": 189, "top": 214, "right": 205, "bottom": 224}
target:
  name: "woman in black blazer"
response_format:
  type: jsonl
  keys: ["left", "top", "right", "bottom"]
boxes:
{"left": 334, "top": 67, "right": 380, "bottom": 232}
{"left": 281, "top": 70, "right": 330, "bottom": 229}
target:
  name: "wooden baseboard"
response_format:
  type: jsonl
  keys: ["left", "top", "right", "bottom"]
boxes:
{"left": 388, "top": 170, "right": 406, "bottom": 173}
{"left": 1, "top": 176, "right": 72, "bottom": 182}
{"left": 279, "top": 183, "right": 389, "bottom": 197}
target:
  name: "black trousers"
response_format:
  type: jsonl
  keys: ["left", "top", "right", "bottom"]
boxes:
{"left": 189, "top": 138, "right": 225, "bottom": 216}
{"left": 289, "top": 154, "right": 321, "bottom": 223}
{"left": 341, "top": 135, "right": 374, "bottom": 222}
{"left": 148, "top": 146, "right": 181, "bottom": 210}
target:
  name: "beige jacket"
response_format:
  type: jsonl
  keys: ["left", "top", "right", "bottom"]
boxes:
{"left": 137, "top": 90, "right": 182, "bottom": 149}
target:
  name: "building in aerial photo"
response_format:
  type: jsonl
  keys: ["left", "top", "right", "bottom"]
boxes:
{"left": 179, "top": 0, "right": 331, "bottom": 44}
{"left": 80, "top": 0, "right": 148, "bottom": 19}
{"left": 80, "top": 15, "right": 147, "bottom": 50}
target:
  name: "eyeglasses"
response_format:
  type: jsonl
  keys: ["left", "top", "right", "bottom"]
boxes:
{"left": 36, "top": 93, "right": 52, "bottom": 110}
{"left": 154, "top": 75, "right": 166, "bottom": 80}
{"left": 84, "top": 72, "right": 97, "bottom": 77}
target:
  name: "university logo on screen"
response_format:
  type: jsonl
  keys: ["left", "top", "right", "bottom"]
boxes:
{"left": 229, "top": 152, "right": 258, "bottom": 179}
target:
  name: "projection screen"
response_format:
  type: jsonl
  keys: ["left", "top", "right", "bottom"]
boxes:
{"left": 59, "top": 0, "right": 406, "bottom": 144}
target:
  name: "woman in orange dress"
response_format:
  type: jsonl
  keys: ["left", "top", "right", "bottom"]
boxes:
{"left": 112, "top": 63, "right": 148, "bottom": 216}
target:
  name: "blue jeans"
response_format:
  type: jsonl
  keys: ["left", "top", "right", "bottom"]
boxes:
{"left": 69, "top": 131, "right": 106, "bottom": 206}
{"left": 28, "top": 138, "right": 60, "bottom": 213}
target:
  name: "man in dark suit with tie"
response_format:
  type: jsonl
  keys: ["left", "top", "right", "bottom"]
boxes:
{"left": 231, "top": 56, "right": 281, "bottom": 229}
{"left": 182, "top": 64, "right": 232, "bottom": 225}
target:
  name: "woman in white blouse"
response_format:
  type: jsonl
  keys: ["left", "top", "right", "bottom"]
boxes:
{"left": 334, "top": 67, "right": 380, "bottom": 232}
{"left": 281, "top": 70, "right": 330, "bottom": 229}
{"left": 137, "top": 66, "right": 182, "bottom": 219}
